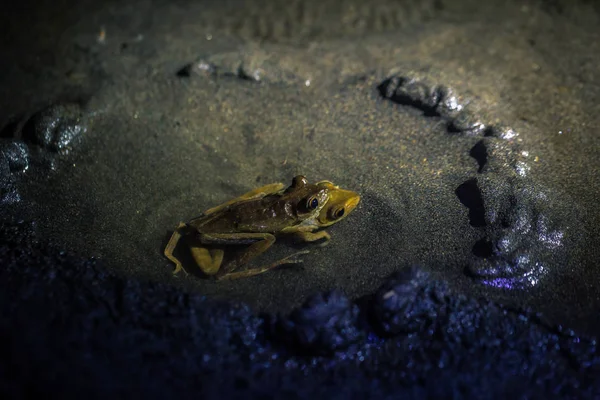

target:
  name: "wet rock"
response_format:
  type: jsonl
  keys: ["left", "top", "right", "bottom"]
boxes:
{"left": 179, "top": 49, "right": 303, "bottom": 85}
{"left": 435, "top": 85, "right": 466, "bottom": 120}
{"left": 377, "top": 76, "right": 443, "bottom": 116}
{"left": 447, "top": 108, "right": 487, "bottom": 135}
{"left": 378, "top": 73, "right": 565, "bottom": 289}
{"left": 371, "top": 266, "right": 449, "bottom": 335}
{"left": 176, "top": 59, "right": 216, "bottom": 78}
{"left": 467, "top": 250, "right": 548, "bottom": 289}
{"left": 0, "top": 140, "right": 29, "bottom": 173}
{"left": 277, "top": 290, "right": 363, "bottom": 354}
{"left": 457, "top": 129, "right": 566, "bottom": 289}
{"left": 463, "top": 176, "right": 568, "bottom": 289}
{"left": 22, "top": 103, "right": 87, "bottom": 152}
{"left": 177, "top": 56, "right": 262, "bottom": 82}
{"left": 0, "top": 140, "right": 28, "bottom": 205}
{"left": 485, "top": 124, "right": 520, "bottom": 141}
{"left": 469, "top": 136, "right": 527, "bottom": 176}
{"left": 378, "top": 74, "right": 492, "bottom": 136}
{"left": 0, "top": 156, "right": 11, "bottom": 190}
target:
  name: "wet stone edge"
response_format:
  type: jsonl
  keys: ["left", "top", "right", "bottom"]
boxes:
{"left": 378, "top": 74, "right": 569, "bottom": 289}
{"left": 0, "top": 102, "right": 89, "bottom": 205}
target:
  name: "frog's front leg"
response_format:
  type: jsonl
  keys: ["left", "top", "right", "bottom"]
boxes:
{"left": 293, "top": 230, "right": 331, "bottom": 247}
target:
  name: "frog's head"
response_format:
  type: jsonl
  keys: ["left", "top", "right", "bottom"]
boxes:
{"left": 314, "top": 181, "right": 360, "bottom": 227}
{"left": 284, "top": 175, "right": 331, "bottom": 219}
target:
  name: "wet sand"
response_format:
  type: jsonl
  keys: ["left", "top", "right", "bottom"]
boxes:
{"left": 1, "top": 0, "right": 599, "bottom": 334}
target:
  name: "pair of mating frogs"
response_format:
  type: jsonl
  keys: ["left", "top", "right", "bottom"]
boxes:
{"left": 164, "top": 175, "right": 360, "bottom": 280}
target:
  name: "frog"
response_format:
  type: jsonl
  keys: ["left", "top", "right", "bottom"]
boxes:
{"left": 288, "top": 180, "right": 361, "bottom": 245}
{"left": 164, "top": 175, "right": 360, "bottom": 280}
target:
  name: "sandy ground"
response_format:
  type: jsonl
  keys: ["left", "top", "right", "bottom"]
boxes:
{"left": 1, "top": 0, "right": 599, "bottom": 334}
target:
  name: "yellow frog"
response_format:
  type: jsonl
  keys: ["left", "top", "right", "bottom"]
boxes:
{"left": 164, "top": 175, "right": 360, "bottom": 280}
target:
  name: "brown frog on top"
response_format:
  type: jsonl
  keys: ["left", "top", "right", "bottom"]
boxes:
{"left": 164, "top": 175, "right": 360, "bottom": 280}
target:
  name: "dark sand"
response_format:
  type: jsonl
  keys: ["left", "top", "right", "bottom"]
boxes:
{"left": 1, "top": 0, "right": 599, "bottom": 334}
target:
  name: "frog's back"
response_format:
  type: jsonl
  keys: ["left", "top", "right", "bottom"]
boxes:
{"left": 188, "top": 194, "right": 297, "bottom": 234}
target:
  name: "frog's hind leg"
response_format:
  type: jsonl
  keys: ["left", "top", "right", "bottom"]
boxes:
{"left": 216, "top": 250, "right": 310, "bottom": 281}
{"left": 198, "top": 232, "right": 308, "bottom": 280}
{"left": 164, "top": 222, "right": 187, "bottom": 275}
{"left": 189, "top": 246, "right": 225, "bottom": 276}
{"left": 199, "top": 232, "right": 277, "bottom": 276}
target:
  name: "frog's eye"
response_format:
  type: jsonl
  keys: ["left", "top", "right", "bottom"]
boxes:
{"left": 292, "top": 175, "right": 309, "bottom": 188}
{"left": 307, "top": 196, "right": 319, "bottom": 210}
{"left": 330, "top": 207, "right": 345, "bottom": 220}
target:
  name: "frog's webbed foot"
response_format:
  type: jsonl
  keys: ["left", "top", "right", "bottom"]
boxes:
{"left": 217, "top": 250, "right": 310, "bottom": 281}
{"left": 164, "top": 222, "right": 188, "bottom": 275}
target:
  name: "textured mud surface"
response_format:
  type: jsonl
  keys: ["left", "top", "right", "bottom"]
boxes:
{"left": 1, "top": 222, "right": 599, "bottom": 398}
{"left": 1, "top": 0, "right": 600, "bottom": 396}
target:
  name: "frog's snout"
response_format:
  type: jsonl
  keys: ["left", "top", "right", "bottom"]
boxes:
{"left": 345, "top": 193, "right": 360, "bottom": 213}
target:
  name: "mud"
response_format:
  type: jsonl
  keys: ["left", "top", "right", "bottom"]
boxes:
{"left": 1, "top": 0, "right": 600, "bottom": 394}
{"left": 1, "top": 222, "right": 599, "bottom": 398}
